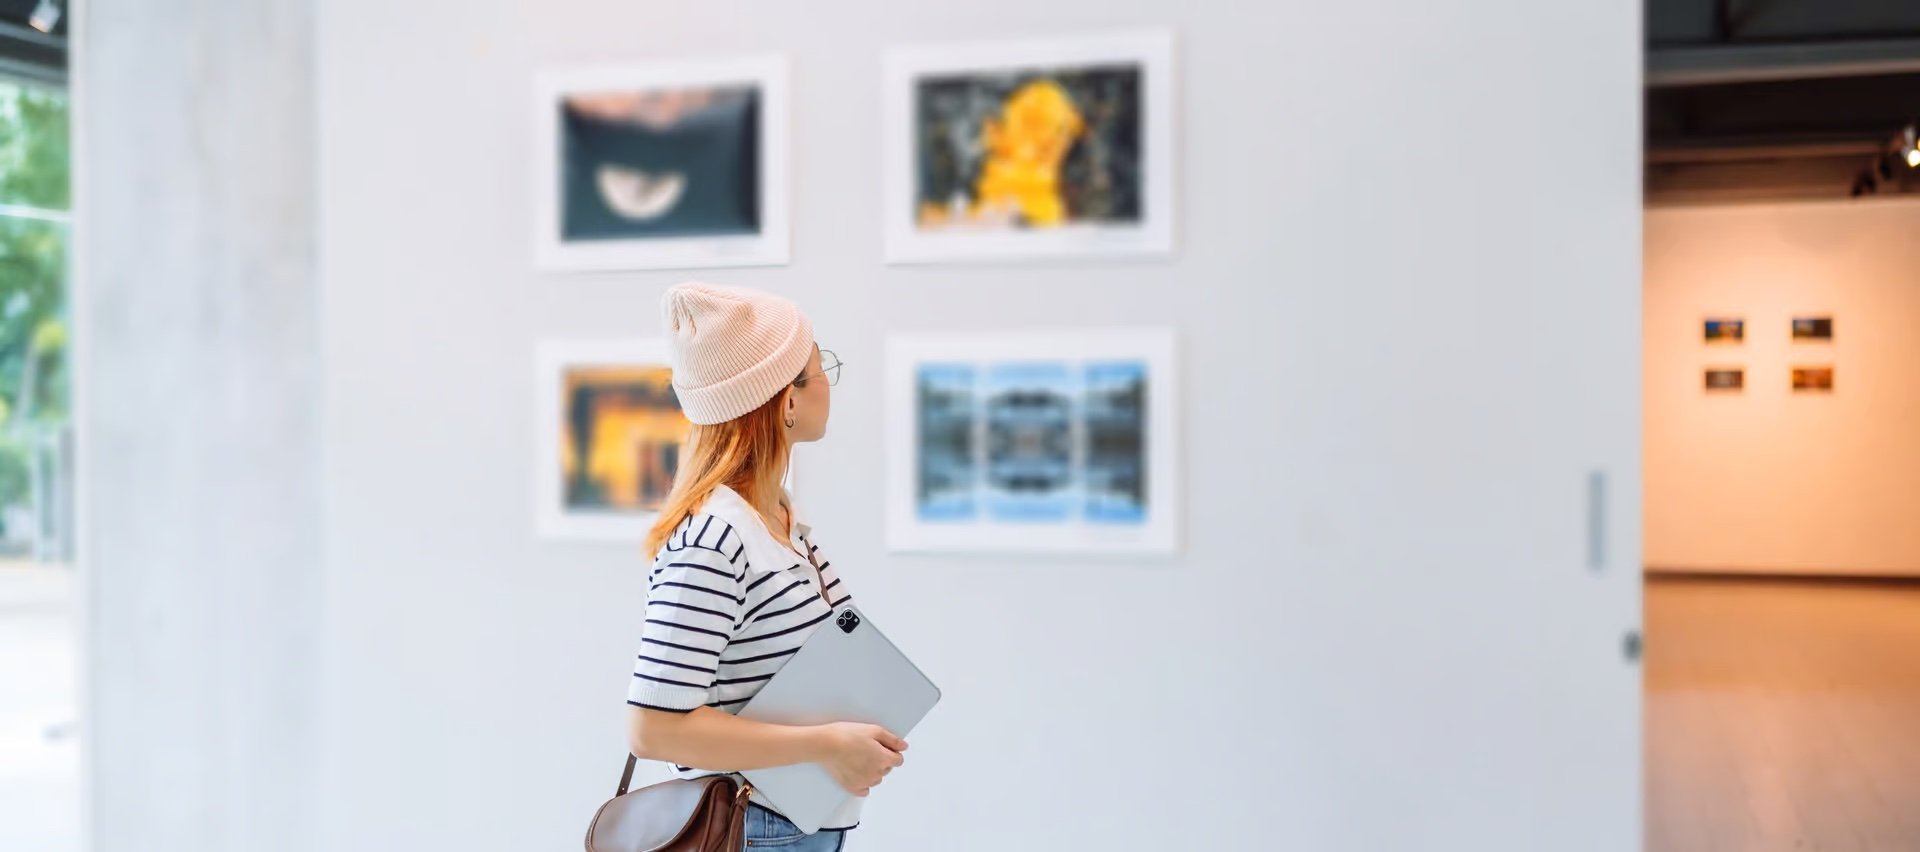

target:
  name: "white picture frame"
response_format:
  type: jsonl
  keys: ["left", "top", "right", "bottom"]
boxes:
{"left": 534, "top": 339, "right": 687, "bottom": 540}
{"left": 884, "top": 329, "right": 1179, "bottom": 555}
{"left": 882, "top": 30, "right": 1177, "bottom": 264}
{"left": 533, "top": 54, "right": 790, "bottom": 271}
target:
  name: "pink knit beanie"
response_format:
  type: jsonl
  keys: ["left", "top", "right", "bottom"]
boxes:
{"left": 661, "top": 282, "right": 815, "bottom": 425}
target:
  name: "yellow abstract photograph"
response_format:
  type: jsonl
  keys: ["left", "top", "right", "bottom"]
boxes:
{"left": 560, "top": 365, "right": 687, "bottom": 514}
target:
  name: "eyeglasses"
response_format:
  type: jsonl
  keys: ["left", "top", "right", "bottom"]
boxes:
{"left": 795, "top": 349, "right": 843, "bottom": 387}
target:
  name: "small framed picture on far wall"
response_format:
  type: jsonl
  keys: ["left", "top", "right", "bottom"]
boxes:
{"left": 1791, "top": 365, "right": 1834, "bottom": 392}
{"left": 1792, "top": 316, "right": 1833, "bottom": 341}
{"left": 1703, "top": 318, "right": 1744, "bottom": 343}
{"left": 1703, "top": 367, "right": 1744, "bottom": 392}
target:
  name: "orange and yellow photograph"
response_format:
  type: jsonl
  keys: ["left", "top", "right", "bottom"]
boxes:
{"left": 560, "top": 364, "right": 686, "bottom": 515}
{"left": 884, "top": 31, "right": 1174, "bottom": 263}
{"left": 535, "top": 340, "right": 690, "bottom": 539}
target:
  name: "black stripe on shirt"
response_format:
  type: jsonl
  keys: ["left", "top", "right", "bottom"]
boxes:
{"left": 749, "top": 597, "right": 815, "bottom": 625}
{"left": 651, "top": 581, "right": 745, "bottom": 605}
{"left": 648, "top": 599, "right": 734, "bottom": 621}
{"left": 627, "top": 700, "right": 694, "bottom": 714}
{"left": 637, "top": 655, "right": 717, "bottom": 675}
{"left": 645, "top": 618, "right": 730, "bottom": 641}
{"left": 731, "top": 611, "right": 831, "bottom": 646}
{"left": 713, "top": 673, "right": 776, "bottom": 686}
{"left": 722, "top": 647, "right": 800, "bottom": 666}
{"left": 745, "top": 571, "right": 781, "bottom": 595}
{"left": 740, "top": 579, "right": 810, "bottom": 622}
{"left": 633, "top": 672, "right": 708, "bottom": 689}
{"left": 665, "top": 561, "right": 737, "bottom": 583}
{"left": 663, "top": 517, "right": 745, "bottom": 565}
{"left": 641, "top": 637, "right": 722, "bottom": 657}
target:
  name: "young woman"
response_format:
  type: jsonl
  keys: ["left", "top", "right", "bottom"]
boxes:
{"left": 625, "top": 283, "right": 904, "bottom": 850}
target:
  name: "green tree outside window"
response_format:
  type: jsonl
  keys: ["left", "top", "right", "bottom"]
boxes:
{"left": 0, "top": 80, "right": 69, "bottom": 552}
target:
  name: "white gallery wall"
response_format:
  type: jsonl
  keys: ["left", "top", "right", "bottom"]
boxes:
{"left": 317, "top": 1, "right": 1642, "bottom": 850}
{"left": 1645, "top": 199, "right": 1920, "bottom": 577}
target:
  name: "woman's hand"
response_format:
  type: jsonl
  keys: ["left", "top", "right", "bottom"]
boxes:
{"left": 812, "top": 722, "right": 907, "bottom": 797}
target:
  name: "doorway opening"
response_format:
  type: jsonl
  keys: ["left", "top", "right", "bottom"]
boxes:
{"left": 1642, "top": 3, "right": 1920, "bottom": 848}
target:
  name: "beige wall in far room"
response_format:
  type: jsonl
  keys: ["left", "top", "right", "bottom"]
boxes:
{"left": 1644, "top": 199, "right": 1920, "bottom": 577}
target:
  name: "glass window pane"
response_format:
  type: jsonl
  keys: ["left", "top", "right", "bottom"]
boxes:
{"left": 0, "top": 78, "right": 75, "bottom": 852}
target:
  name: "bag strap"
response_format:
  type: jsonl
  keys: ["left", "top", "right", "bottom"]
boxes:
{"left": 615, "top": 754, "right": 638, "bottom": 797}
{"left": 613, "top": 754, "right": 751, "bottom": 800}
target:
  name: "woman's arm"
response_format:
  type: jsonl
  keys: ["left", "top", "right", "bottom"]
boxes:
{"left": 628, "top": 706, "right": 822, "bottom": 771}
{"left": 628, "top": 706, "right": 906, "bottom": 795}
{"left": 627, "top": 532, "right": 905, "bottom": 794}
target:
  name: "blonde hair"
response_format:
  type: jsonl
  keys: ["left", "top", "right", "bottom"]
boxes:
{"left": 643, "top": 387, "right": 793, "bottom": 558}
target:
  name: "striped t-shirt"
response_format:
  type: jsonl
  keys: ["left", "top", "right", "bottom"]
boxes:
{"left": 627, "top": 485, "right": 860, "bottom": 830}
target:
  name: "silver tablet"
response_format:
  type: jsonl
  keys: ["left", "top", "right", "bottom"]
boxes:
{"left": 737, "top": 605, "right": 942, "bottom": 834}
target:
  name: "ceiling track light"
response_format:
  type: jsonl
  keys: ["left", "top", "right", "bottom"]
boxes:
{"left": 27, "top": 0, "right": 59, "bottom": 34}
{"left": 1903, "top": 124, "right": 1920, "bottom": 169}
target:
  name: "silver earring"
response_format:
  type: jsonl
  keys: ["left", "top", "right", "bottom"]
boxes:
{"left": 785, "top": 408, "right": 796, "bottom": 429}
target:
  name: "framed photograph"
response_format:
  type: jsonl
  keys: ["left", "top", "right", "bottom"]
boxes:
{"left": 535, "top": 340, "right": 691, "bottom": 539}
{"left": 1791, "top": 365, "right": 1834, "bottom": 392}
{"left": 1703, "top": 318, "right": 1744, "bottom": 344}
{"left": 1703, "top": 367, "right": 1744, "bottom": 391}
{"left": 533, "top": 55, "right": 789, "bottom": 271}
{"left": 883, "top": 30, "right": 1176, "bottom": 264}
{"left": 885, "top": 330, "right": 1178, "bottom": 555}
{"left": 1791, "top": 316, "right": 1833, "bottom": 341}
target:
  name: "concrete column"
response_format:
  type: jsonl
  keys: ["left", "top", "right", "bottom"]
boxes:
{"left": 73, "top": 1, "right": 321, "bottom": 850}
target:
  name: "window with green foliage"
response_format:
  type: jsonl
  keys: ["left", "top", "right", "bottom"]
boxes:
{"left": 0, "top": 69, "right": 75, "bottom": 852}
{"left": 0, "top": 79, "right": 69, "bottom": 558}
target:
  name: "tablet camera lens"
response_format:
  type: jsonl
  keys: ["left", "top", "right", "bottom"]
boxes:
{"left": 837, "top": 611, "right": 860, "bottom": 633}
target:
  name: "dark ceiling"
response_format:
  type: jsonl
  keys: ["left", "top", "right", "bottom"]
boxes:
{"left": 1646, "top": 0, "right": 1920, "bottom": 204}
{"left": 0, "top": 0, "right": 66, "bottom": 86}
{"left": 0, "top": 1, "right": 1908, "bottom": 204}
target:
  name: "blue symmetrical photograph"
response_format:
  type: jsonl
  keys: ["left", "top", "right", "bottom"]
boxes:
{"left": 914, "top": 364, "right": 978, "bottom": 521}
{"left": 1082, "top": 362, "right": 1148, "bottom": 524}
{"left": 889, "top": 329, "right": 1176, "bottom": 555}
{"left": 914, "top": 359, "right": 1148, "bottom": 526}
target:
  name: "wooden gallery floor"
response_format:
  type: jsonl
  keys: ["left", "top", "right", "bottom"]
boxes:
{"left": 1645, "top": 576, "right": 1920, "bottom": 850}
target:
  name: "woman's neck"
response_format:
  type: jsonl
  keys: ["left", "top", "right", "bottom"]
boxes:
{"left": 728, "top": 459, "right": 790, "bottom": 538}
{"left": 738, "top": 485, "right": 789, "bottom": 538}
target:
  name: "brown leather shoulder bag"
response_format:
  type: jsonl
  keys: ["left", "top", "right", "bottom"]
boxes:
{"left": 584, "top": 755, "right": 752, "bottom": 852}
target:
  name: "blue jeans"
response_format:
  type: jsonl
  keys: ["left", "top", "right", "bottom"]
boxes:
{"left": 743, "top": 804, "right": 847, "bottom": 850}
